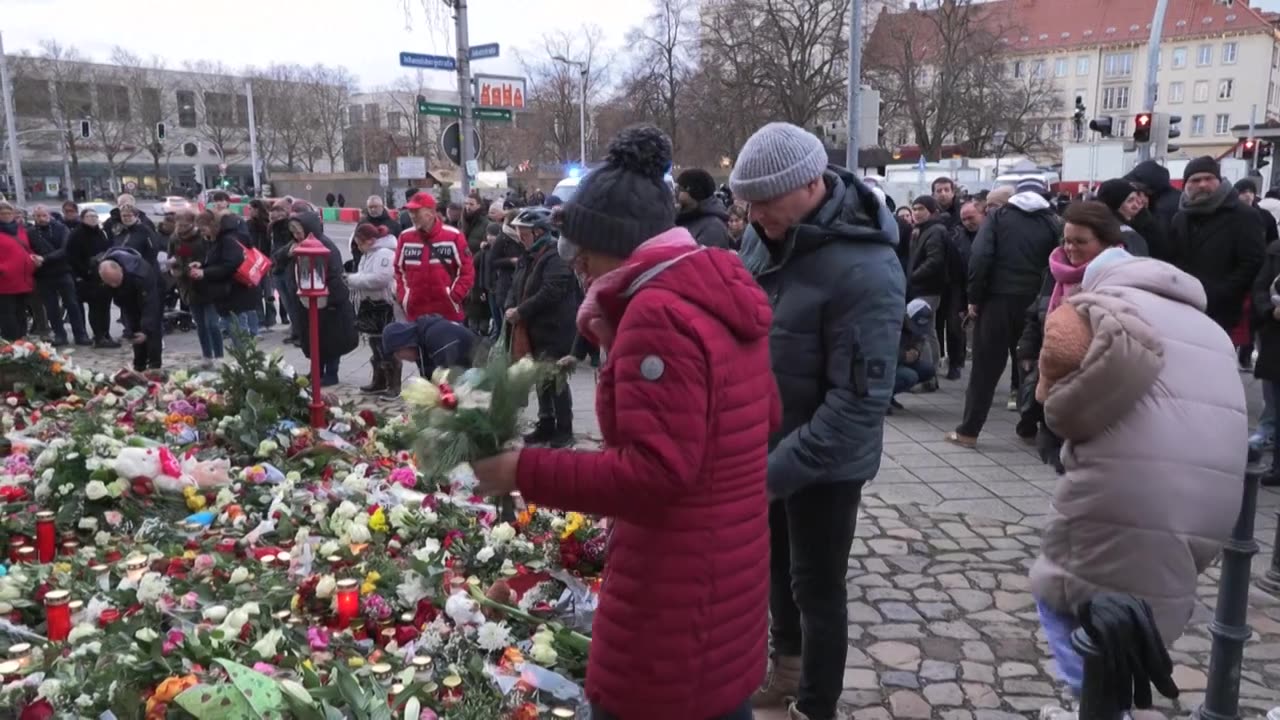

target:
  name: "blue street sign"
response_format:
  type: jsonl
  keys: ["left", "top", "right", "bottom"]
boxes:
{"left": 400, "top": 52, "right": 456, "bottom": 71}
{"left": 468, "top": 43, "right": 500, "bottom": 60}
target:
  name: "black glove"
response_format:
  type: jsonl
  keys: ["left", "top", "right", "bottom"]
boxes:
{"left": 1037, "top": 424, "right": 1065, "bottom": 474}
{"left": 1076, "top": 593, "right": 1179, "bottom": 716}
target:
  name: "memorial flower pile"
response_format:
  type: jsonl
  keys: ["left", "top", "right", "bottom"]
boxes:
{"left": 0, "top": 340, "right": 603, "bottom": 719}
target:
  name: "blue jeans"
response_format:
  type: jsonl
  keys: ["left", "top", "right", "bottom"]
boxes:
{"left": 894, "top": 358, "right": 936, "bottom": 394}
{"left": 228, "top": 311, "right": 260, "bottom": 349}
{"left": 1036, "top": 597, "right": 1084, "bottom": 696}
{"left": 191, "top": 303, "right": 224, "bottom": 359}
{"left": 1252, "top": 380, "right": 1275, "bottom": 448}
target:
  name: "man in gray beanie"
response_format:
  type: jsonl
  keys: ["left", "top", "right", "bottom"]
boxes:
{"left": 733, "top": 121, "right": 905, "bottom": 720}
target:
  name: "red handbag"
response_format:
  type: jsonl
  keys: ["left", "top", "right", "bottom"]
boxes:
{"left": 234, "top": 244, "right": 273, "bottom": 287}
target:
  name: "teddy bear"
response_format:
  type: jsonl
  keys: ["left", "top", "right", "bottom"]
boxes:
{"left": 112, "top": 446, "right": 232, "bottom": 495}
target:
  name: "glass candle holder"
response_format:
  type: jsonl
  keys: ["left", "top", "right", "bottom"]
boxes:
{"left": 35, "top": 511, "right": 55, "bottom": 564}
{"left": 44, "top": 589, "right": 71, "bottom": 642}
{"left": 0, "top": 660, "right": 21, "bottom": 682}
{"left": 123, "top": 554, "right": 148, "bottom": 583}
{"left": 334, "top": 579, "right": 359, "bottom": 629}
{"left": 60, "top": 540, "right": 80, "bottom": 557}
{"left": 16, "top": 547, "right": 35, "bottom": 564}
{"left": 370, "top": 662, "right": 393, "bottom": 686}
{"left": 411, "top": 655, "right": 434, "bottom": 683}
{"left": 89, "top": 563, "right": 111, "bottom": 592}
{"left": 8, "top": 536, "right": 26, "bottom": 563}
{"left": 440, "top": 675, "right": 463, "bottom": 706}
{"left": 7, "top": 643, "right": 31, "bottom": 669}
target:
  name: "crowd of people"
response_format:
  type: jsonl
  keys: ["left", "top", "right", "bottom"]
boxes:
{"left": 0, "top": 122, "right": 1269, "bottom": 719}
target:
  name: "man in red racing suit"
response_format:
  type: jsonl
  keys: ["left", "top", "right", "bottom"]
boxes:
{"left": 394, "top": 192, "right": 475, "bottom": 322}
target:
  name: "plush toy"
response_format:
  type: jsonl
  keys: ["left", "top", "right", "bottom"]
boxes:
{"left": 112, "top": 447, "right": 232, "bottom": 495}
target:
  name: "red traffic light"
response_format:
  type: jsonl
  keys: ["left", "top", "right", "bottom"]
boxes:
{"left": 1136, "top": 113, "right": 1152, "bottom": 127}
{"left": 1245, "top": 139, "right": 1257, "bottom": 150}
{"left": 1134, "top": 113, "right": 1153, "bottom": 142}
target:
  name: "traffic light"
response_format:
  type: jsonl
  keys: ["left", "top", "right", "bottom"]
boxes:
{"left": 1242, "top": 139, "right": 1257, "bottom": 160}
{"left": 417, "top": 94, "right": 428, "bottom": 114}
{"left": 156, "top": 122, "right": 166, "bottom": 140}
{"left": 1153, "top": 113, "right": 1182, "bottom": 157}
{"left": 1133, "top": 112, "right": 1153, "bottom": 143}
{"left": 1088, "top": 116, "right": 1115, "bottom": 137}
{"left": 79, "top": 120, "right": 91, "bottom": 139}
{"left": 1260, "top": 140, "right": 1273, "bottom": 170}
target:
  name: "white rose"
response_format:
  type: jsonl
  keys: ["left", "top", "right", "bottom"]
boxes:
{"left": 347, "top": 524, "right": 371, "bottom": 544}
{"left": 421, "top": 508, "right": 439, "bottom": 526}
{"left": 475, "top": 546, "right": 496, "bottom": 563}
{"left": 229, "top": 567, "right": 251, "bottom": 585}
{"left": 68, "top": 623, "right": 99, "bottom": 644}
{"left": 93, "top": 531, "right": 111, "bottom": 547}
{"left": 135, "top": 628, "right": 159, "bottom": 643}
{"left": 489, "top": 523, "right": 516, "bottom": 546}
{"left": 252, "top": 628, "right": 283, "bottom": 657}
{"left": 84, "top": 480, "right": 108, "bottom": 500}
{"left": 530, "top": 642, "right": 558, "bottom": 666}
{"left": 37, "top": 679, "right": 64, "bottom": 700}
{"left": 318, "top": 540, "right": 339, "bottom": 557}
{"left": 203, "top": 605, "right": 229, "bottom": 622}
{"left": 388, "top": 505, "right": 413, "bottom": 529}
{"left": 413, "top": 539, "right": 442, "bottom": 562}
{"left": 315, "top": 575, "right": 337, "bottom": 600}
{"left": 335, "top": 501, "right": 360, "bottom": 518}
{"left": 78, "top": 517, "right": 98, "bottom": 532}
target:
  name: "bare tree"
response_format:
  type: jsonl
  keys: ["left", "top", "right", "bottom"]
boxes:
{"left": 181, "top": 60, "right": 249, "bottom": 170}
{"left": 304, "top": 64, "right": 357, "bottom": 171}
{"left": 475, "top": 120, "right": 517, "bottom": 171}
{"left": 88, "top": 66, "right": 141, "bottom": 192}
{"left": 517, "top": 27, "right": 610, "bottom": 164}
{"left": 957, "top": 68, "right": 1061, "bottom": 158}
{"left": 11, "top": 41, "right": 95, "bottom": 192}
{"left": 383, "top": 76, "right": 436, "bottom": 158}
{"left": 112, "top": 48, "right": 174, "bottom": 192}
{"left": 622, "top": 0, "right": 696, "bottom": 156}
{"left": 701, "top": 0, "right": 850, "bottom": 129}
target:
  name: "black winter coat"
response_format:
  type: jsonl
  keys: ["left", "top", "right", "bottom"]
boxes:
{"left": 1016, "top": 272, "right": 1055, "bottom": 364}
{"left": 103, "top": 208, "right": 155, "bottom": 239}
{"left": 947, "top": 226, "right": 976, "bottom": 308}
{"left": 489, "top": 232, "right": 523, "bottom": 309}
{"left": 28, "top": 220, "right": 72, "bottom": 278}
{"left": 1168, "top": 187, "right": 1265, "bottom": 332}
{"left": 101, "top": 247, "right": 162, "bottom": 334}
{"left": 1122, "top": 209, "right": 1162, "bottom": 258}
{"left": 66, "top": 224, "right": 111, "bottom": 280}
{"left": 192, "top": 217, "right": 257, "bottom": 314}
{"left": 507, "top": 238, "right": 578, "bottom": 358}
{"left": 968, "top": 195, "right": 1060, "bottom": 306}
{"left": 908, "top": 216, "right": 948, "bottom": 297}
{"left": 113, "top": 222, "right": 161, "bottom": 270}
{"left": 288, "top": 212, "right": 359, "bottom": 361}
{"left": 1126, "top": 160, "right": 1181, "bottom": 246}
{"left": 1253, "top": 240, "right": 1280, "bottom": 382}
{"left": 676, "top": 198, "right": 735, "bottom": 249}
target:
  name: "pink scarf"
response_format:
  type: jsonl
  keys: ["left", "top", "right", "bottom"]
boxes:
{"left": 1047, "top": 245, "right": 1089, "bottom": 314}
{"left": 576, "top": 228, "right": 700, "bottom": 351}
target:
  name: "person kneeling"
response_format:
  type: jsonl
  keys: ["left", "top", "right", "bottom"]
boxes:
{"left": 890, "top": 299, "right": 937, "bottom": 412}
{"left": 381, "top": 315, "right": 479, "bottom": 381}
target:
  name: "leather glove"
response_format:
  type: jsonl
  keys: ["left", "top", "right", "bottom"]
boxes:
{"left": 1036, "top": 424, "right": 1064, "bottom": 474}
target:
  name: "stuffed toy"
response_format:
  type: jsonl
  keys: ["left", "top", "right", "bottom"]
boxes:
{"left": 112, "top": 447, "right": 232, "bottom": 495}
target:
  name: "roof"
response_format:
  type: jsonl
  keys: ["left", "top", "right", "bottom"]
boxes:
{"left": 868, "top": 0, "right": 1276, "bottom": 60}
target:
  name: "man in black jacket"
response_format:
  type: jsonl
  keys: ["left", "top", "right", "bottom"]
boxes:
{"left": 909, "top": 196, "right": 948, "bottom": 389}
{"left": 940, "top": 200, "right": 981, "bottom": 379}
{"left": 28, "top": 206, "right": 90, "bottom": 347}
{"left": 1126, "top": 160, "right": 1181, "bottom": 247}
{"left": 97, "top": 247, "right": 163, "bottom": 372}
{"left": 675, "top": 168, "right": 734, "bottom": 248}
{"left": 1168, "top": 157, "right": 1264, "bottom": 334}
{"left": 1234, "top": 178, "right": 1279, "bottom": 246}
{"left": 950, "top": 179, "right": 1060, "bottom": 447}
{"left": 932, "top": 176, "right": 962, "bottom": 232}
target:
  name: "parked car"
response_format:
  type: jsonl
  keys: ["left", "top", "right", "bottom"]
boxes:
{"left": 160, "top": 196, "right": 192, "bottom": 214}
{"left": 77, "top": 201, "right": 114, "bottom": 218}
{"left": 551, "top": 170, "right": 674, "bottom": 203}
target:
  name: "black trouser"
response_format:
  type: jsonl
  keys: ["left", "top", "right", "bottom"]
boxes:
{"left": 78, "top": 279, "right": 113, "bottom": 339}
{"left": 129, "top": 323, "right": 163, "bottom": 371}
{"left": 24, "top": 292, "right": 47, "bottom": 335}
{"left": 0, "top": 294, "right": 28, "bottom": 340}
{"left": 368, "top": 334, "right": 386, "bottom": 364}
{"left": 536, "top": 377, "right": 572, "bottom": 432}
{"left": 39, "top": 274, "right": 89, "bottom": 342}
{"left": 937, "top": 293, "right": 967, "bottom": 369}
{"left": 769, "top": 481, "right": 863, "bottom": 720}
{"left": 956, "top": 293, "right": 1034, "bottom": 438}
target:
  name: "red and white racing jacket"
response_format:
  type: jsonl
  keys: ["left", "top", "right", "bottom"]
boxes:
{"left": 393, "top": 220, "right": 475, "bottom": 322}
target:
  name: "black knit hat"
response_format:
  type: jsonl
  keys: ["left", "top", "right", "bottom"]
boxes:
{"left": 1183, "top": 156, "right": 1221, "bottom": 182}
{"left": 560, "top": 125, "right": 675, "bottom": 258}
{"left": 1235, "top": 178, "right": 1259, "bottom": 195}
{"left": 1097, "top": 179, "right": 1136, "bottom": 213}
{"left": 676, "top": 168, "right": 717, "bottom": 202}
{"left": 912, "top": 195, "right": 939, "bottom": 214}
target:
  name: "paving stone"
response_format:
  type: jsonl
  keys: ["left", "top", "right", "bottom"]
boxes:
{"left": 887, "top": 556, "right": 932, "bottom": 574}
{"left": 962, "top": 682, "right": 1002, "bottom": 709}
{"left": 866, "top": 588, "right": 913, "bottom": 602}
{"left": 965, "top": 571, "right": 998, "bottom": 589}
{"left": 974, "top": 712, "right": 1029, "bottom": 720}
{"left": 1003, "top": 679, "right": 1056, "bottom": 695}
{"left": 994, "top": 590, "right": 1034, "bottom": 612}
{"left": 840, "top": 690, "right": 886, "bottom": 708}
{"left": 879, "top": 602, "right": 924, "bottom": 622}
{"left": 920, "top": 659, "right": 958, "bottom": 681}
{"left": 957, "top": 538, "right": 992, "bottom": 550}
{"left": 930, "top": 621, "right": 982, "bottom": 640}
{"left": 1006, "top": 696, "right": 1060, "bottom": 712}
{"left": 919, "top": 602, "right": 961, "bottom": 620}
{"left": 1172, "top": 664, "right": 1208, "bottom": 690}
{"left": 851, "top": 708, "right": 892, "bottom": 720}
{"left": 852, "top": 573, "right": 892, "bottom": 587}
{"left": 948, "top": 589, "right": 994, "bottom": 612}
{"left": 981, "top": 623, "right": 1034, "bottom": 639}
{"left": 983, "top": 549, "right": 1029, "bottom": 562}
{"left": 915, "top": 588, "right": 950, "bottom": 602}
{"left": 930, "top": 539, "right": 962, "bottom": 551}
{"left": 940, "top": 522, "right": 976, "bottom": 538}
{"left": 923, "top": 681, "right": 965, "bottom": 706}
{"left": 848, "top": 601, "right": 883, "bottom": 624}
{"left": 934, "top": 482, "right": 994, "bottom": 500}
{"left": 997, "top": 573, "right": 1032, "bottom": 592}
{"left": 868, "top": 641, "right": 921, "bottom": 670}
{"left": 997, "top": 661, "right": 1038, "bottom": 678}
{"left": 881, "top": 670, "right": 920, "bottom": 689}
{"left": 986, "top": 537, "right": 1026, "bottom": 551}
{"left": 864, "top": 558, "right": 891, "bottom": 574}
{"left": 869, "top": 623, "right": 926, "bottom": 640}
{"left": 888, "top": 690, "right": 932, "bottom": 719}
{"left": 970, "top": 610, "right": 1022, "bottom": 625}
{"left": 844, "top": 668, "right": 879, "bottom": 690}
{"left": 895, "top": 573, "right": 934, "bottom": 589}
{"left": 940, "top": 711, "right": 975, "bottom": 720}
{"left": 992, "top": 639, "right": 1043, "bottom": 662}
{"left": 887, "top": 527, "right": 925, "bottom": 541}
{"left": 939, "top": 573, "right": 971, "bottom": 589}
{"left": 962, "top": 641, "right": 996, "bottom": 662}
{"left": 960, "top": 661, "right": 996, "bottom": 683}
{"left": 918, "top": 637, "right": 965, "bottom": 662}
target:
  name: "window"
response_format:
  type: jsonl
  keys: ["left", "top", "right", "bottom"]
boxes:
{"left": 1271, "top": 81, "right": 1277, "bottom": 107}
{"left": 140, "top": 88, "right": 161, "bottom": 122}
{"left": 204, "top": 92, "right": 233, "bottom": 127}
{"left": 1055, "top": 58, "right": 1069, "bottom": 77}
{"left": 13, "top": 79, "right": 50, "bottom": 117}
{"left": 1031, "top": 59, "right": 1045, "bottom": 78}
{"left": 1274, "top": 45, "right": 1279, "bottom": 69}
{"left": 1194, "top": 80, "right": 1210, "bottom": 102}
{"left": 1049, "top": 121, "right": 1064, "bottom": 140}
{"left": 1103, "top": 52, "right": 1133, "bottom": 77}
{"left": 1191, "top": 114, "right": 1206, "bottom": 136}
{"left": 1169, "top": 81, "right": 1185, "bottom": 103}
{"left": 1102, "top": 86, "right": 1130, "bottom": 111}
{"left": 1215, "top": 113, "right": 1231, "bottom": 135}
{"left": 97, "top": 84, "right": 129, "bottom": 122}
{"left": 387, "top": 111, "right": 403, "bottom": 130}
{"left": 1116, "top": 118, "right": 1128, "bottom": 136}
{"left": 1153, "top": 84, "right": 1159, "bottom": 104}
{"left": 58, "top": 82, "right": 92, "bottom": 119}
{"left": 347, "top": 105, "right": 364, "bottom": 126}
{"left": 1197, "top": 44, "right": 1212, "bottom": 66}
{"left": 176, "top": 90, "right": 197, "bottom": 128}
{"left": 1223, "top": 42, "right": 1238, "bottom": 64}
{"left": 1219, "top": 78, "right": 1234, "bottom": 101}
{"left": 1077, "top": 56, "right": 1090, "bottom": 75}
{"left": 1012, "top": 60, "right": 1025, "bottom": 78}
{"left": 365, "top": 103, "right": 380, "bottom": 128}
{"left": 1172, "top": 47, "right": 1188, "bottom": 69}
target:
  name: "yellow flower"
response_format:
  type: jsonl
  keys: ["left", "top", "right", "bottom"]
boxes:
{"left": 290, "top": 594, "right": 301, "bottom": 611}
{"left": 54, "top": 562, "right": 72, "bottom": 574}
{"left": 186, "top": 494, "right": 207, "bottom": 511}
{"left": 367, "top": 508, "right": 388, "bottom": 533}
{"left": 182, "top": 486, "right": 197, "bottom": 498}
{"left": 347, "top": 656, "right": 364, "bottom": 668}
{"left": 302, "top": 659, "right": 314, "bottom": 671}
{"left": 400, "top": 377, "right": 441, "bottom": 408}
{"left": 559, "top": 512, "right": 585, "bottom": 540}
{"left": 360, "top": 570, "right": 381, "bottom": 596}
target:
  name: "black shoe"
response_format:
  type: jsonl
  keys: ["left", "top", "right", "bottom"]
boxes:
{"left": 1249, "top": 445, "right": 1263, "bottom": 464}
{"left": 52, "top": 337, "right": 69, "bottom": 348}
{"left": 889, "top": 397, "right": 905, "bottom": 410}
{"left": 93, "top": 337, "right": 121, "bottom": 349}
{"left": 74, "top": 337, "right": 93, "bottom": 347}
{"left": 548, "top": 430, "right": 575, "bottom": 449}
{"left": 523, "top": 425, "right": 555, "bottom": 446}
{"left": 321, "top": 374, "right": 340, "bottom": 387}
{"left": 946, "top": 367, "right": 963, "bottom": 381}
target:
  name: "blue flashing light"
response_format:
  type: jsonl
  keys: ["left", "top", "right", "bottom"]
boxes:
{"left": 567, "top": 166, "right": 583, "bottom": 180}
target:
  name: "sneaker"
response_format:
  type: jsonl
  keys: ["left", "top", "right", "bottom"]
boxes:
{"left": 1006, "top": 391, "right": 1018, "bottom": 411}
{"left": 523, "top": 425, "right": 555, "bottom": 446}
{"left": 751, "top": 655, "right": 801, "bottom": 709}
{"left": 321, "top": 375, "right": 340, "bottom": 388}
{"left": 946, "top": 366, "right": 963, "bottom": 381}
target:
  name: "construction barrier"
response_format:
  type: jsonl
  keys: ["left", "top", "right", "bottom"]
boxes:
{"left": 339, "top": 208, "right": 361, "bottom": 223}
{"left": 322, "top": 207, "right": 340, "bottom": 222}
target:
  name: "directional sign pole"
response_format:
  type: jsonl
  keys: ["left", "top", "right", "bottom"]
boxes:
{"left": 455, "top": 0, "right": 475, "bottom": 197}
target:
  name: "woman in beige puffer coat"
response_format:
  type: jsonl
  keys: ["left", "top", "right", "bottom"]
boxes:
{"left": 1031, "top": 247, "right": 1245, "bottom": 697}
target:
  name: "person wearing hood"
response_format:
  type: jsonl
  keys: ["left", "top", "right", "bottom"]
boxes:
{"left": 0, "top": 201, "right": 36, "bottom": 340}
{"left": 269, "top": 201, "right": 299, "bottom": 339}
{"left": 347, "top": 223, "right": 403, "bottom": 397}
{"left": 1126, "top": 159, "right": 1182, "bottom": 243}
{"left": 470, "top": 124, "right": 777, "bottom": 720}
{"left": 735, "top": 123, "right": 904, "bottom": 720}
{"left": 675, "top": 168, "right": 734, "bottom": 249}
{"left": 380, "top": 314, "right": 478, "bottom": 380}
{"left": 1166, "top": 157, "right": 1264, "bottom": 334}
{"left": 66, "top": 208, "right": 117, "bottom": 347}
{"left": 1095, "top": 178, "right": 1158, "bottom": 257}
{"left": 394, "top": 193, "right": 474, "bottom": 323}
{"left": 1030, "top": 248, "right": 1242, "bottom": 703}
{"left": 892, "top": 299, "right": 937, "bottom": 412}
{"left": 284, "top": 211, "right": 358, "bottom": 385}
{"left": 948, "top": 178, "right": 1060, "bottom": 449}
{"left": 247, "top": 199, "right": 278, "bottom": 328}
{"left": 28, "top": 205, "right": 89, "bottom": 347}
{"left": 97, "top": 246, "right": 163, "bottom": 372}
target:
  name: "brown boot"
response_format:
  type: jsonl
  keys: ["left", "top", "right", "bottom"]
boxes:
{"left": 360, "top": 362, "right": 387, "bottom": 394}
{"left": 381, "top": 361, "right": 402, "bottom": 399}
{"left": 751, "top": 655, "right": 801, "bottom": 709}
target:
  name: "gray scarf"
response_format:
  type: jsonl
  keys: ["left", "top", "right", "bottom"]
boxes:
{"left": 1178, "top": 182, "right": 1231, "bottom": 216}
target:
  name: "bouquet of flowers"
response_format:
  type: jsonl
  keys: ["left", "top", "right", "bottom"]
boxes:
{"left": 0, "top": 339, "right": 96, "bottom": 399}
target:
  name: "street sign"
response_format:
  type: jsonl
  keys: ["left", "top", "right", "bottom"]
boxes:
{"left": 396, "top": 156, "right": 428, "bottom": 179}
{"left": 305, "top": 184, "right": 312, "bottom": 191}
{"left": 419, "top": 102, "right": 460, "bottom": 118}
{"left": 474, "top": 75, "right": 526, "bottom": 111}
{"left": 125, "top": 181, "right": 137, "bottom": 192}
{"left": 440, "top": 122, "right": 482, "bottom": 166}
{"left": 474, "top": 107, "right": 513, "bottom": 122}
{"left": 468, "top": 43, "right": 500, "bottom": 60}
{"left": 378, "top": 163, "right": 390, "bottom": 187}
{"left": 399, "top": 52, "right": 457, "bottom": 71}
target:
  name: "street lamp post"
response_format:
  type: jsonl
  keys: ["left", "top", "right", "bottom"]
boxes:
{"left": 293, "top": 235, "right": 331, "bottom": 429}
{"left": 552, "top": 55, "right": 588, "bottom": 165}
{"left": 992, "top": 131, "right": 1008, "bottom": 179}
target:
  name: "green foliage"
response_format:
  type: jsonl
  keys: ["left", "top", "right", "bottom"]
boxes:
{"left": 218, "top": 333, "right": 310, "bottom": 447}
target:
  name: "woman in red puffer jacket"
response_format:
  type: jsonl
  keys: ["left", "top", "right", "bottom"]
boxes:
{"left": 473, "top": 126, "right": 777, "bottom": 720}
{"left": 0, "top": 201, "right": 37, "bottom": 340}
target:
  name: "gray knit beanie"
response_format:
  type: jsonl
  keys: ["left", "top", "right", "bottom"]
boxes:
{"left": 729, "top": 122, "right": 829, "bottom": 203}
{"left": 559, "top": 125, "right": 675, "bottom": 258}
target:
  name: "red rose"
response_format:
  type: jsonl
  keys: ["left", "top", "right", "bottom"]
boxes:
{"left": 19, "top": 699, "right": 54, "bottom": 720}
{"left": 413, "top": 599, "right": 438, "bottom": 627}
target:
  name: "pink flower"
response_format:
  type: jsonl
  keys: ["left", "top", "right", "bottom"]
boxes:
{"left": 180, "top": 592, "right": 200, "bottom": 610}
{"left": 192, "top": 554, "right": 215, "bottom": 575}
{"left": 307, "top": 627, "right": 330, "bottom": 651}
{"left": 252, "top": 662, "right": 277, "bottom": 676}
{"left": 389, "top": 466, "right": 416, "bottom": 489}
{"left": 103, "top": 511, "right": 124, "bottom": 527}
{"left": 162, "top": 629, "right": 185, "bottom": 655}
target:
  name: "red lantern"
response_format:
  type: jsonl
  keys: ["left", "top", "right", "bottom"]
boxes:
{"left": 293, "top": 234, "right": 332, "bottom": 429}
{"left": 34, "top": 512, "right": 55, "bottom": 564}
{"left": 334, "top": 579, "right": 359, "bottom": 629}
{"left": 44, "top": 590, "right": 71, "bottom": 642}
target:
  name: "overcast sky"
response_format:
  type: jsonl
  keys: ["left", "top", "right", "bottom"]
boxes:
{"left": 3, "top": 0, "right": 652, "bottom": 91}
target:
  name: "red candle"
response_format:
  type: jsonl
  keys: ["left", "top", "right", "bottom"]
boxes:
{"left": 7, "top": 536, "right": 26, "bottom": 564}
{"left": 335, "top": 579, "right": 359, "bottom": 629}
{"left": 98, "top": 608, "right": 120, "bottom": 628}
{"left": 35, "top": 512, "right": 55, "bottom": 564}
{"left": 60, "top": 540, "right": 80, "bottom": 557}
{"left": 16, "top": 547, "right": 35, "bottom": 564}
{"left": 45, "top": 590, "right": 71, "bottom": 642}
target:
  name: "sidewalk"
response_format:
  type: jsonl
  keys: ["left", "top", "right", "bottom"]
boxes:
{"left": 63, "top": 329, "right": 1280, "bottom": 718}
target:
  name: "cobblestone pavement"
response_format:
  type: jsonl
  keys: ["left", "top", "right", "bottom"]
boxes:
{"left": 58, "top": 329, "right": 1280, "bottom": 718}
